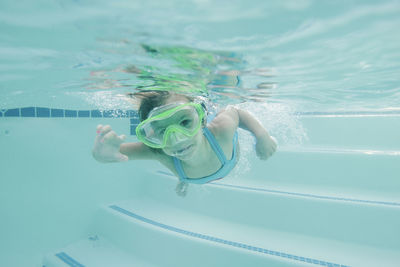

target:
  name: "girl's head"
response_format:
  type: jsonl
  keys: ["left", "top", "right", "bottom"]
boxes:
{"left": 134, "top": 90, "right": 194, "bottom": 121}
{"left": 133, "top": 90, "right": 206, "bottom": 159}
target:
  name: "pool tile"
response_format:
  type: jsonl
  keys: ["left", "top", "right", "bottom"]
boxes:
{"left": 21, "top": 107, "right": 35, "bottom": 117}
{"left": 128, "top": 110, "right": 138, "bottom": 118}
{"left": 103, "top": 110, "right": 114, "bottom": 118}
{"left": 78, "top": 110, "right": 90, "bottom": 117}
{"left": 116, "top": 109, "right": 128, "bottom": 118}
{"left": 37, "top": 107, "right": 50, "bottom": 117}
{"left": 130, "top": 125, "right": 137, "bottom": 135}
{"left": 130, "top": 118, "right": 140, "bottom": 124}
{"left": 91, "top": 110, "right": 102, "bottom": 118}
{"left": 65, "top": 110, "right": 77, "bottom": 117}
{"left": 51, "top": 109, "right": 64, "bottom": 117}
{"left": 5, "top": 108, "right": 20, "bottom": 117}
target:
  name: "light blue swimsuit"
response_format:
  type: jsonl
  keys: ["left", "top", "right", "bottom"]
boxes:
{"left": 172, "top": 127, "right": 238, "bottom": 184}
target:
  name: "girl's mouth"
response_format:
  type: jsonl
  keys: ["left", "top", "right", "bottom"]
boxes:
{"left": 174, "top": 144, "right": 194, "bottom": 156}
{"left": 175, "top": 145, "right": 193, "bottom": 154}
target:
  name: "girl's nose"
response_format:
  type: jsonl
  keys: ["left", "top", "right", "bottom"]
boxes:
{"left": 167, "top": 131, "right": 188, "bottom": 145}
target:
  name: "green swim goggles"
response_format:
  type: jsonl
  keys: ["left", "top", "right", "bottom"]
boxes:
{"left": 136, "top": 102, "right": 206, "bottom": 148}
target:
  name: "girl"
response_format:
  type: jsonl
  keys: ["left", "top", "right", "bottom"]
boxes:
{"left": 92, "top": 91, "right": 277, "bottom": 195}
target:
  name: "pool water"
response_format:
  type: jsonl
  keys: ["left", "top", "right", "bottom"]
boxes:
{"left": 0, "top": 0, "right": 399, "bottom": 266}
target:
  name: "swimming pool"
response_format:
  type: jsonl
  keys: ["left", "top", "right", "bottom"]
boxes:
{"left": 1, "top": 0, "right": 399, "bottom": 266}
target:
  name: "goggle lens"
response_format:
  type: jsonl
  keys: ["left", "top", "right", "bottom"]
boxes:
{"left": 136, "top": 103, "right": 204, "bottom": 148}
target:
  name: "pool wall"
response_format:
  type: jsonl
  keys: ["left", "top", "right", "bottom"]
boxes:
{"left": 0, "top": 115, "right": 148, "bottom": 266}
{"left": 1, "top": 110, "right": 399, "bottom": 266}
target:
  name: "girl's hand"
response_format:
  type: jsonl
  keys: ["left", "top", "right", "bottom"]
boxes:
{"left": 175, "top": 181, "right": 188, "bottom": 197}
{"left": 92, "top": 124, "right": 129, "bottom": 163}
{"left": 255, "top": 133, "right": 277, "bottom": 160}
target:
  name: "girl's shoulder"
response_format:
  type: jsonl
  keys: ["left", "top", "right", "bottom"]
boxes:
{"left": 206, "top": 112, "right": 238, "bottom": 161}
{"left": 207, "top": 107, "right": 239, "bottom": 140}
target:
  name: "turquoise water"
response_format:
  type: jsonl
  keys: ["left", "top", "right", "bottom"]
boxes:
{"left": 1, "top": 0, "right": 400, "bottom": 111}
{"left": 1, "top": 0, "right": 400, "bottom": 267}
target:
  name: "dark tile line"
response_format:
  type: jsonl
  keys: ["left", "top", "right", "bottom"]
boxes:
{"left": 0, "top": 107, "right": 139, "bottom": 118}
{"left": 110, "top": 205, "right": 350, "bottom": 267}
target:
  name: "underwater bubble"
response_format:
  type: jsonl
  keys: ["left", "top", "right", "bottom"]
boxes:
{"left": 236, "top": 101, "right": 308, "bottom": 146}
{"left": 226, "top": 101, "right": 308, "bottom": 180}
{"left": 76, "top": 91, "right": 134, "bottom": 110}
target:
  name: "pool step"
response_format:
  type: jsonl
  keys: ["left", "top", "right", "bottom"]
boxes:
{"left": 238, "top": 150, "right": 400, "bottom": 199}
{"left": 41, "top": 175, "right": 400, "bottom": 267}
{"left": 40, "top": 114, "right": 400, "bottom": 267}
{"left": 230, "top": 115, "right": 400, "bottom": 199}
{"left": 87, "top": 190, "right": 400, "bottom": 267}
{"left": 90, "top": 202, "right": 343, "bottom": 267}
{"left": 121, "top": 176, "right": 400, "bottom": 251}
{"left": 299, "top": 116, "right": 400, "bottom": 151}
{"left": 42, "top": 235, "right": 156, "bottom": 267}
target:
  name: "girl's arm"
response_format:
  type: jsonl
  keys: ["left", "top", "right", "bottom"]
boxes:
{"left": 211, "top": 106, "right": 277, "bottom": 160}
{"left": 92, "top": 124, "right": 157, "bottom": 163}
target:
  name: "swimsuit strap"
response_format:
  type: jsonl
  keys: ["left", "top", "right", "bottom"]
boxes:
{"left": 202, "top": 127, "right": 227, "bottom": 164}
{"left": 173, "top": 156, "right": 188, "bottom": 180}
{"left": 173, "top": 127, "right": 238, "bottom": 184}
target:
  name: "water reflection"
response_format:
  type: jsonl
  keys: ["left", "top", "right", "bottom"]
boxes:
{"left": 86, "top": 43, "right": 277, "bottom": 104}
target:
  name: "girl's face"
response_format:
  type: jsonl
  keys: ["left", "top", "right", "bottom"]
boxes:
{"left": 162, "top": 128, "right": 203, "bottom": 159}
{"left": 160, "top": 95, "right": 203, "bottom": 160}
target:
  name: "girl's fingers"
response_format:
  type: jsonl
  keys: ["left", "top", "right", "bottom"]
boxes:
{"left": 118, "top": 134, "right": 126, "bottom": 141}
{"left": 100, "top": 125, "right": 112, "bottom": 136}
{"left": 96, "top": 124, "right": 103, "bottom": 133}
{"left": 117, "top": 153, "right": 129, "bottom": 162}
{"left": 96, "top": 125, "right": 112, "bottom": 142}
{"left": 95, "top": 124, "right": 126, "bottom": 148}
{"left": 103, "top": 131, "right": 117, "bottom": 142}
